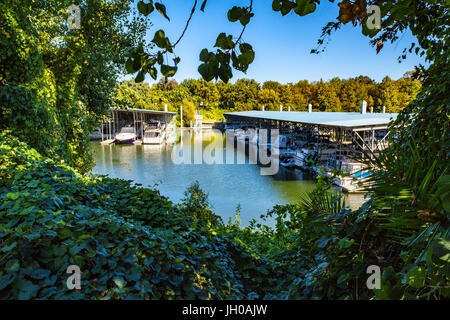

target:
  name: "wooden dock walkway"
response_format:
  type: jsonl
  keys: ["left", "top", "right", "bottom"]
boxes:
{"left": 100, "top": 139, "right": 115, "bottom": 145}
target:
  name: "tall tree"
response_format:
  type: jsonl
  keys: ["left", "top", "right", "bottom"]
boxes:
{"left": 0, "top": 0, "right": 149, "bottom": 171}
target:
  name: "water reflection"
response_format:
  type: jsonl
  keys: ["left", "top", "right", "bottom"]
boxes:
{"left": 91, "top": 129, "right": 365, "bottom": 225}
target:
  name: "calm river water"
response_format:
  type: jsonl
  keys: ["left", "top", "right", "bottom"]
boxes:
{"left": 91, "top": 129, "right": 364, "bottom": 225}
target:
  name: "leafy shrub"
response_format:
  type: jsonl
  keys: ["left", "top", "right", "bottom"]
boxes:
{"left": 0, "top": 132, "right": 276, "bottom": 299}
{"left": 247, "top": 174, "right": 449, "bottom": 300}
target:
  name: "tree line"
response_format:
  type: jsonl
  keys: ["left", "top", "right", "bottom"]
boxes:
{"left": 116, "top": 74, "right": 421, "bottom": 122}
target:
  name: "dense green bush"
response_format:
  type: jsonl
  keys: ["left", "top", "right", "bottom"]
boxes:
{"left": 0, "top": 132, "right": 279, "bottom": 299}
{"left": 247, "top": 176, "right": 449, "bottom": 300}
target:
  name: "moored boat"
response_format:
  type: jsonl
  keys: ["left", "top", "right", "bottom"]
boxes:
{"left": 280, "top": 156, "right": 296, "bottom": 168}
{"left": 115, "top": 126, "right": 136, "bottom": 144}
{"left": 143, "top": 121, "right": 165, "bottom": 145}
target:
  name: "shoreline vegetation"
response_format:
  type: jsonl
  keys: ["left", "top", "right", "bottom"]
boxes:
{"left": 0, "top": 131, "right": 448, "bottom": 299}
{"left": 0, "top": 132, "right": 449, "bottom": 299}
{"left": 1, "top": 0, "right": 448, "bottom": 300}
{"left": 115, "top": 76, "right": 421, "bottom": 123}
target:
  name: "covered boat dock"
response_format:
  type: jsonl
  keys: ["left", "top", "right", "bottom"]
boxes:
{"left": 100, "top": 107, "right": 176, "bottom": 144}
{"left": 224, "top": 103, "right": 398, "bottom": 192}
{"left": 224, "top": 105, "right": 398, "bottom": 156}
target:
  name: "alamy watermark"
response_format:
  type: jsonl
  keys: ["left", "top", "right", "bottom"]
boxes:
{"left": 366, "top": 5, "right": 381, "bottom": 30}
{"left": 366, "top": 265, "right": 381, "bottom": 290}
{"left": 67, "top": 5, "right": 81, "bottom": 30}
{"left": 171, "top": 129, "right": 280, "bottom": 175}
{"left": 66, "top": 265, "right": 81, "bottom": 290}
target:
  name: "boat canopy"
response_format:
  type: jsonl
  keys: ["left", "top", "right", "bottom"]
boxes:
{"left": 224, "top": 111, "right": 398, "bottom": 129}
{"left": 120, "top": 127, "right": 136, "bottom": 133}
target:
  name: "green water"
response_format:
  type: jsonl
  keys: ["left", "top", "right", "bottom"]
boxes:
{"left": 91, "top": 129, "right": 364, "bottom": 225}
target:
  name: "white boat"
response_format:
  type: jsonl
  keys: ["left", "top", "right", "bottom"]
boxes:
{"left": 143, "top": 122, "right": 165, "bottom": 145}
{"left": 115, "top": 126, "right": 136, "bottom": 144}
{"left": 318, "top": 157, "right": 372, "bottom": 192}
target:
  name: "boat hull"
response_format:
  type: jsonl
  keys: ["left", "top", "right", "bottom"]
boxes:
{"left": 115, "top": 138, "right": 135, "bottom": 144}
{"left": 143, "top": 138, "right": 164, "bottom": 145}
{"left": 115, "top": 132, "right": 137, "bottom": 144}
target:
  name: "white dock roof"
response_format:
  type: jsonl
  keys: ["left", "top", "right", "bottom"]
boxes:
{"left": 110, "top": 107, "right": 176, "bottom": 115}
{"left": 224, "top": 111, "right": 398, "bottom": 129}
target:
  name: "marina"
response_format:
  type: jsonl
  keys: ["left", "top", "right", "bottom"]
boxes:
{"left": 90, "top": 102, "right": 390, "bottom": 222}
{"left": 91, "top": 130, "right": 366, "bottom": 225}
{"left": 224, "top": 102, "right": 397, "bottom": 193}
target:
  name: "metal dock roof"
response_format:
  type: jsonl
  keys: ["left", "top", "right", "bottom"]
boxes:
{"left": 110, "top": 107, "right": 176, "bottom": 115}
{"left": 224, "top": 111, "right": 398, "bottom": 129}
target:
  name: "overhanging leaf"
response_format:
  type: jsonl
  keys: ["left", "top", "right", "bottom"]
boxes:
{"left": 155, "top": 3, "right": 170, "bottom": 21}
{"left": 214, "top": 33, "right": 235, "bottom": 50}
{"left": 137, "top": 1, "right": 154, "bottom": 16}
{"left": 406, "top": 266, "right": 426, "bottom": 288}
{"left": 161, "top": 64, "right": 177, "bottom": 77}
{"left": 294, "top": 0, "right": 316, "bottom": 16}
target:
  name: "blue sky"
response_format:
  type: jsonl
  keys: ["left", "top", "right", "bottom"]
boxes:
{"left": 136, "top": 0, "right": 424, "bottom": 84}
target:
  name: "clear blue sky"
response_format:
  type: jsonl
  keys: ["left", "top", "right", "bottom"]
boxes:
{"left": 136, "top": 0, "right": 424, "bottom": 84}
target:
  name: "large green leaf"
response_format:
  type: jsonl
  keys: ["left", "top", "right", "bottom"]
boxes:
{"left": 135, "top": 70, "right": 145, "bottom": 83}
{"left": 214, "top": 33, "right": 235, "bottom": 50}
{"left": 294, "top": 0, "right": 316, "bottom": 16}
{"left": 198, "top": 63, "right": 215, "bottom": 81}
{"left": 5, "top": 259, "right": 20, "bottom": 272}
{"left": 161, "top": 64, "right": 177, "bottom": 77}
{"left": 0, "top": 274, "right": 15, "bottom": 290}
{"left": 137, "top": 1, "right": 154, "bottom": 16}
{"left": 23, "top": 268, "right": 51, "bottom": 280}
{"left": 152, "top": 30, "right": 171, "bottom": 50}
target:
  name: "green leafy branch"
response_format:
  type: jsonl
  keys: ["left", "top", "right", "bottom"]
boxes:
{"left": 128, "top": 0, "right": 256, "bottom": 83}
{"left": 127, "top": 0, "right": 197, "bottom": 81}
{"left": 197, "top": 1, "right": 255, "bottom": 82}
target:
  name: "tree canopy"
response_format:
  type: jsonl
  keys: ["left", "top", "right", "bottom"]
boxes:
{"left": 0, "top": 0, "right": 149, "bottom": 172}
{"left": 115, "top": 75, "right": 421, "bottom": 120}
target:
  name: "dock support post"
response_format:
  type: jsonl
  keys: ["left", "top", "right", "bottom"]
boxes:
{"left": 360, "top": 101, "right": 367, "bottom": 114}
{"left": 180, "top": 105, "right": 183, "bottom": 128}
{"left": 110, "top": 111, "right": 113, "bottom": 138}
{"left": 113, "top": 110, "right": 116, "bottom": 137}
